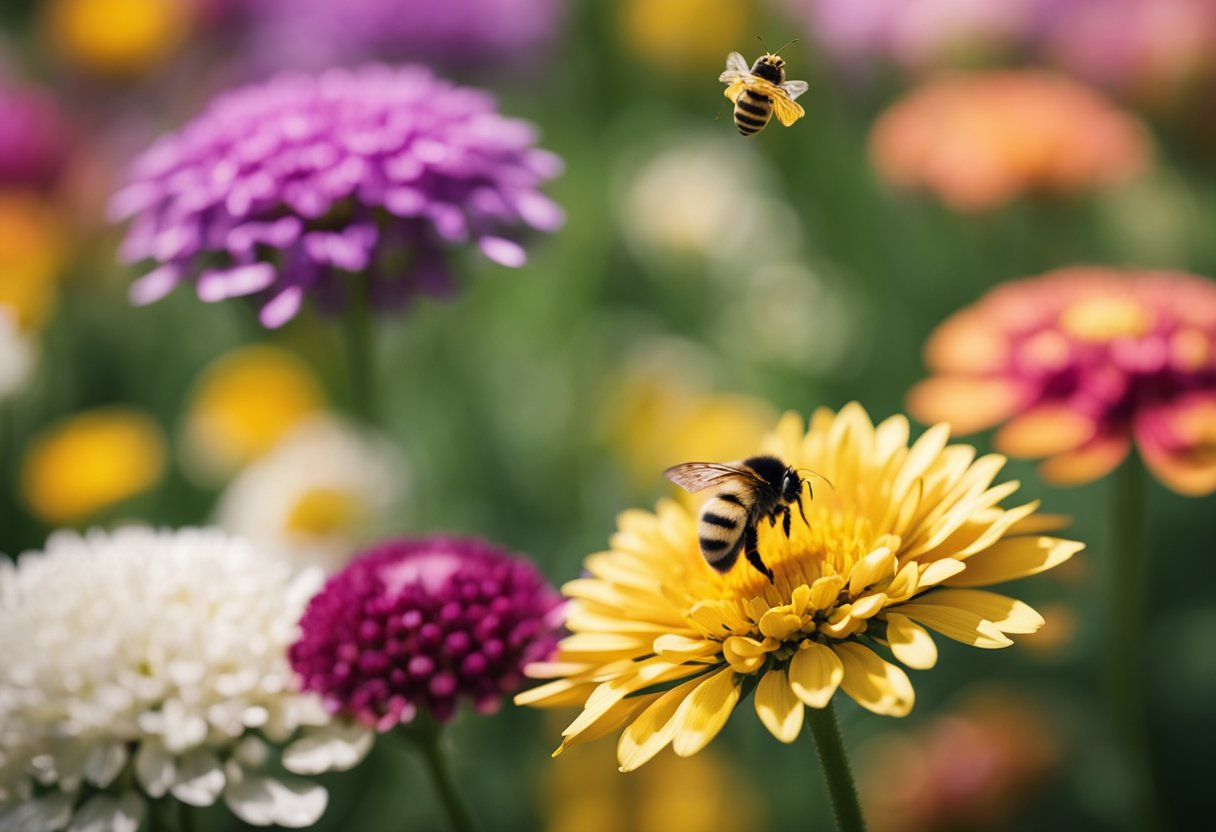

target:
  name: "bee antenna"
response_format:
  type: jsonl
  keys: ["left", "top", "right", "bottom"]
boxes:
{"left": 756, "top": 34, "right": 768, "bottom": 52}
{"left": 772, "top": 37, "right": 800, "bottom": 55}
{"left": 798, "top": 468, "right": 835, "bottom": 490}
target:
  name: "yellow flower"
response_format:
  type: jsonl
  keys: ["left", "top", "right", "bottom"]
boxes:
{"left": 181, "top": 344, "right": 327, "bottom": 482}
{"left": 43, "top": 0, "right": 190, "bottom": 77}
{"left": 545, "top": 736, "right": 763, "bottom": 832}
{"left": 517, "top": 404, "right": 1080, "bottom": 769}
{"left": 21, "top": 406, "right": 166, "bottom": 523}
{"left": 620, "top": 0, "right": 754, "bottom": 76}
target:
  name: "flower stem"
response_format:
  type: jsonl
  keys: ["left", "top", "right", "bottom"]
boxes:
{"left": 176, "top": 800, "right": 195, "bottom": 832}
{"left": 343, "top": 278, "right": 376, "bottom": 425}
{"left": 399, "top": 718, "right": 476, "bottom": 832}
{"left": 1108, "top": 455, "right": 1161, "bottom": 830}
{"left": 807, "top": 701, "right": 866, "bottom": 832}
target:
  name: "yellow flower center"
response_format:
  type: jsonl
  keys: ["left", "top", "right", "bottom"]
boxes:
{"left": 1059, "top": 295, "right": 1153, "bottom": 342}
{"left": 285, "top": 487, "right": 364, "bottom": 539}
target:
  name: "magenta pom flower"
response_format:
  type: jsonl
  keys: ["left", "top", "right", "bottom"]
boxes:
{"left": 110, "top": 64, "right": 564, "bottom": 328}
{"left": 908, "top": 267, "right": 1216, "bottom": 495}
{"left": 0, "top": 80, "right": 72, "bottom": 189}
{"left": 290, "top": 536, "right": 563, "bottom": 728}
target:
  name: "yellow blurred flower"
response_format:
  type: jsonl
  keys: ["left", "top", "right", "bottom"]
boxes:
{"left": 870, "top": 70, "right": 1150, "bottom": 213}
{"left": 181, "top": 344, "right": 327, "bottom": 482}
{"left": 858, "top": 689, "right": 1060, "bottom": 832}
{"left": 620, "top": 0, "right": 754, "bottom": 75}
{"left": 22, "top": 406, "right": 166, "bottom": 524}
{"left": 546, "top": 735, "right": 762, "bottom": 832}
{"left": 601, "top": 347, "right": 775, "bottom": 497}
{"left": 0, "top": 192, "right": 65, "bottom": 331}
{"left": 519, "top": 404, "right": 1080, "bottom": 769}
{"left": 44, "top": 0, "right": 190, "bottom": 77}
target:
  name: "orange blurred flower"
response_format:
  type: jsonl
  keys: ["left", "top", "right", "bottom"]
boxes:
{"left": 0, "top": 191, "right": 66, "bottom": 331}
{"left": 908, "top": 267, "right": 1216, "bottom": 495}
{"left": 43, "top": 0, "right": 191, "bottom": 77}
{"left": 870, "top": 71, "right": 1150, "bottom": 212}
{"left": 858, "top": 690, "right": 1060, "bottom": 832}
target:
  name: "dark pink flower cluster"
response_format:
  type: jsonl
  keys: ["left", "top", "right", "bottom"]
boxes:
{"left": 290, "top": 536, "right": 563, "bottom": 729}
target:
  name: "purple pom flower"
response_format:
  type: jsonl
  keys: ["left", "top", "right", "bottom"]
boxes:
{"left": 0, "top": 80, "right": 73, "bottom": 189}
{"left": 290, "top": 536, "right": 563, "bottom": 729}
{"left": 110, "top": 64, "right": 564, "bottom": 328}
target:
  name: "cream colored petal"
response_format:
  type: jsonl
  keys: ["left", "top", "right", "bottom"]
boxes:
{"left": 926, "top": 589, "right": 1044, "bottom": 634}
{"left": 848, "top": 547, "right": 895, "bottom": 596}
{"left": 893, "top": 423, "right": 952, "bottom": 497}
{"left": 558, "top": 632, "right": 652, "bottom": 657}
{"left": 788, "top": 641, "right": 843, "bottom": 708}
{"left": 558, "top": 694, "right": 656, "bottom": 755}
{"left": 884, "top": 613, "right": 938, "bottom": 669}
{"left": 523, "top": 661, "right": 590, "bottom": 679}
{"left": 562, "top": 661, "right": 693, "bottom": 738}
{"left": 671, "top": 668, "right": 742, "bottom": 757}
{"left": 896, "top": 602, "right": 1012, "bottom": 648}
{"left": 617, "top": 678, "right": 702, "bottom": 771}
{"left": 1007, "top": 513, "right": 1072, "bottom": 535}
{"left": 834, "top": 642, "right": 915, "bottom": 717}
{"left": 754, "top": 668, "right": 805, "bottom": 743}
{"left": 945, "top": 536, "right": 1083, "bottom": 587}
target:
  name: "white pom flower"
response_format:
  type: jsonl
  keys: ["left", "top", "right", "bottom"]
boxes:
{"left": 215, "top": 416, "right": 405, "bottom": 572}
{"left": 0, "top": 527, "right": 371, "bottom": 830}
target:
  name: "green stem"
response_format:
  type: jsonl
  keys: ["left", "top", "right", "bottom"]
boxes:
{"left": 807, "top": 701, "right": 866, "bottom": 832}
{"left": 1107, "top": 456, "right": 1160, "bottom": 831}
{"left": 343, "top": 279, "right": 376, "bottom": 426}
{"left": 176, "top": 800, "right": 195, "bottom": 832}
{"left": 399, "top": 718, "right": 476, "bottom": 832}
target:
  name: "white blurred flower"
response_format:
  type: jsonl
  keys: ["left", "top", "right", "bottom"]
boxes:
{"left": 215, "top": 416, "right": 405, "bottom": 572}
{"left": 616, "top": 136, "right": 797, "bottom": 269}
{"left": 0, "top": 306, "right": 34, "bottom": 401}
{"left": 0, "top": 527, "right": 370, "bottom": 830}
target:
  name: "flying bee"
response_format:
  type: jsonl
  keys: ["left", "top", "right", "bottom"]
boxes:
{"left": 719, "top": 38, "right": 808, "bottom": 137}
{"left": 665, "top": 455, "right": 825, "bottom": 583}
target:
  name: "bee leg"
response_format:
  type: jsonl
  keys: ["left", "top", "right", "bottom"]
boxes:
{"left": 743, "top": 524, "right": 775, "bottom": 583}
{"left": 768, "top": 513, "right": 778, "bottom": 527}
{"left": 782, "top": 506, "right": 791, "bottom": 538}
{"left": 796, "top": 493, "right": 810, "bottom": 528}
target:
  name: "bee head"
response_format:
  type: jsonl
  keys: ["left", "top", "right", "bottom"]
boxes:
{"left": 751, "top": 54, "right": 785, "bottom": 84}
{"left": 781, "top": 468, "right": 803, "bottom": 503}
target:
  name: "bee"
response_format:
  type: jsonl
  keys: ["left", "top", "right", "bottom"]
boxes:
{"left": 719, "top": 39, "right": 808, "bottom": 137}
{"left": 664, "top": 455, "right": 821, "bottom": 582}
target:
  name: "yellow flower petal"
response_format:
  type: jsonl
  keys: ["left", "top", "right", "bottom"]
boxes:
{"left": 945, "top": 536, "right": 1084, "bottom": 587}
{"left": 848, "top": 547, "right": 895, "bottom": 596}
{"left": 849, "top": 593, "right": 888, "bottom": 619}
{"left": 514, "top": 678, "right": 594, "bottom": 708}
{"left": 918, "top": 558, "right": 966, "bottom": 588}
{"left": 896, "top": 602, "right": 1012, "bottom": 648}
{"left": 884, "top": 613, "right": 938, "bottom": 669}
{"left": 809, "top": 575, "right": 844, "bottom": 611}
{"left": 834, "top": 642, "right": 914, "bottom": 717}
{"left": 788, "top": 642, "right": 843, "bottom": 708}
{"left": 671, "top": 668, "right": 741, "bottom": 758}
{"left": 754, "top": 668, "right": 804, "bottom": 743}
{"left": 925, "top": 589, "right": 1045, "bottom": 634}
{"left": 616, "top": 677, "right": 702, "bottom": 772}
{"left": 723, "top": 636, "right": 774, "bottom": 673}
{"left": 653, "top": 633, "right": 722, "bottom": 663}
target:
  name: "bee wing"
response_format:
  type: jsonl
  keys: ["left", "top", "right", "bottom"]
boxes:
{"left": 721, "top": 51, "right": 750, "bottom": 77}
{"left": 722, "top": 79, "right": 748, "bottom": 103}
{"left": 781, "top": 80, "right": 809, "bottom": 101}
{"left": 771, "top": 90, "right": 806, "bottom": 127}
{"left": 664, "top": 462, "right": 761, "bottom": 493}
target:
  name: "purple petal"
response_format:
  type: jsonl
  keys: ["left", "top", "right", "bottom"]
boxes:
{"left": 129, "top": 264, "right": 183, "bottom": 306}
{"left": 478, "top": 236, "right": 526, "bottom": 268}
{"left": 260, "top": 286, "right": 305, "bottom": 328}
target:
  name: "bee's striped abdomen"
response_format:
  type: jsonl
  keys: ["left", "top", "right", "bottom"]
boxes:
{"left": 734, "top": 89, "right": 773, "bottom": 136}
{"left": 697, "top": 491, "right": 750, "bottom": 571}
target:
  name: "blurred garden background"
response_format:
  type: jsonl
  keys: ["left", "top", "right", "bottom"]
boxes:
{"left": 2, "top": 0, "right": 1215, "bottom": 829}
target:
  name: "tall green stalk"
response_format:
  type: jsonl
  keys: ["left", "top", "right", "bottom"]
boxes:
{"left": 399, "top": 717, "right": 476, "bottom": 832}
{"left": 1108, "top": 455, "right": 1160, "bottom": 831}
{"left": 807, "top": 701, "right": 866, "bottom": 832}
